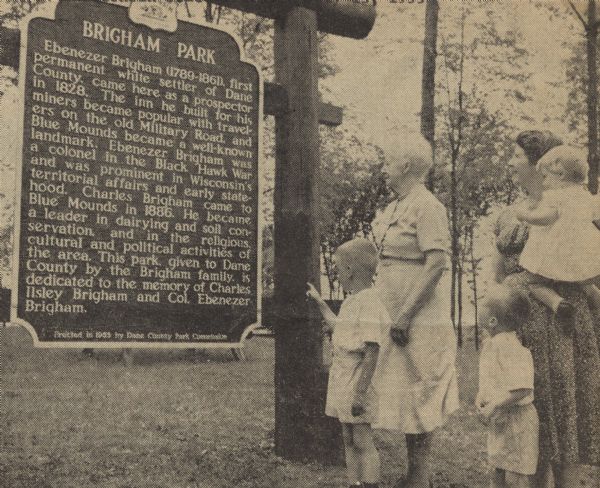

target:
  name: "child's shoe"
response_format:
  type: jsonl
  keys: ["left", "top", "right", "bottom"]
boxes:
{"left": 556, "top": 300, "right": 575, "bottom": 335}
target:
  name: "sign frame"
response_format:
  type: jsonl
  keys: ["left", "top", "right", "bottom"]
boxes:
{"left": 11, "top": 0, "right": 264, "bottom": 349}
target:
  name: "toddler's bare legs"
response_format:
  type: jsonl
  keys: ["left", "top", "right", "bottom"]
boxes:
{"left": 504, "top": 471, "right": 532, "bottom": 488}
{"left": 529, "top": 284, "right": 575, "bottom": 334}
{"left": 529, "top": 284, "right": 565, "bottom": 313}
{"left": 491, "top": 249, "right": 508, "bottom": 284}
{"left": 492, "top": 469, "right": 532, "bottom": 488}
{"left": 583, "top": 283, "right": 600, "bottom": 310}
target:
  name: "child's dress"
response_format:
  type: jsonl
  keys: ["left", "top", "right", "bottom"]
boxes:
{"left": 519, "top": 185, "right": 600, "bottom": 282}
{"left": 325, "top": 288, "right": 389, "bottom": 424}
{"left": 478, "top": 331, "right": 539, "bottom": 475}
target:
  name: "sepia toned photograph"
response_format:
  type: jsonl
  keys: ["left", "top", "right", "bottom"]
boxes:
{"left": 0, "top": 0, "right": 599, "bottom": 487}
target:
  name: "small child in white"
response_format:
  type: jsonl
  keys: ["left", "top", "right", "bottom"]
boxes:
{"left": 307, "top": 238, "right": 390, "bottom": 488}
{"left": 516, "top": 145, "right": 600, "bottom": 331}
{"left": 477, "top": 285, "right": 539, "bottom": 488}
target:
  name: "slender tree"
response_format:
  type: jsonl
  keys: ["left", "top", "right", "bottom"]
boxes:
{"left": 568, "top": 0, "right": 599, "bottom": 194}
{"left": 467, "top": 225, "right": 482, "bottom": 350}
{"left": 439, "top": 5, "right": 466, "bottom": 342}
{"left": 421, "top": 0, "right": 439, "bottom": 146}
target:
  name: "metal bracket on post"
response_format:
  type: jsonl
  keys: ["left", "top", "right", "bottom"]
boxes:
{"left": 230, "top": 322, "right": 261, "bottom": 361}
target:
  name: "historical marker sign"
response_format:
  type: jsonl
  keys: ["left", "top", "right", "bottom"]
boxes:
{"left": 13, "top": 0, "right": 262, "bottom": 346}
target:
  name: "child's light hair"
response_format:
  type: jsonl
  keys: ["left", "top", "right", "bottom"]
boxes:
{"left": 537, "top": 145, "right": 588, "bottom": 184}
{"left": 485, "top": 285, "right": 531, "bottom": 329}
{"left": 335, "top": 238, "right": 379, "bottom": 279}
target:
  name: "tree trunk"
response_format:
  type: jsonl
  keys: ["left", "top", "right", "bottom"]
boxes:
{"left": 587, "top": 0, "right": 599, "bottom": 194}
{"left": 457, "top": 229, "right": 471, "bottom": 348}
{"left": 422, "top": 0, "right": 439, "bottom": 189}
{"left": 421, "top": 0, "right": 439, "bottom": 146}
{"left": 469, "top": 227, "right": 479, "bottom": 350}
{"left": 457, "top": 261, "right": 463, "bottom": 347}
{"left": 449, "top": 151, "right": 459, "bottom": 331}
{"left": 449, "top": 9, "right": 465, "bottom": 332}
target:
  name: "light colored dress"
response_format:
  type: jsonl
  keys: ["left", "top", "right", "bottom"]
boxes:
{"left": 478, "top": 331, "right": 539, "bottom": 475}
{"left": 372, "top": 184, "right": 459, "bottom": 433}
{"left": 325, "top": 287, "right": 390, "bottom": 424}
{"left": 520, "top": 185, "right": 600, "bottom": 282}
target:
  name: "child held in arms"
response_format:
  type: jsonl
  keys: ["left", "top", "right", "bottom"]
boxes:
{"left": 477, "top": 285, "right": 539, "bottom": 488}
{"left": 516, "top": 145, "right": 600, "bottom": 332}
{"left": 306, "top": 238, "right": 390, "bottom": 488}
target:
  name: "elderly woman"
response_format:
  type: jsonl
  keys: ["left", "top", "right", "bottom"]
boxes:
{"left": 373, "top": 138, "right": 459, "bottom": 488}
{"left": 495, "top": 130, "right": 600, "bottom": 487}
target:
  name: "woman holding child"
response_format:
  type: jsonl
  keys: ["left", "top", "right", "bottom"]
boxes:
{"left": 371, "top": 140, "right": 459, "bottom": 488}
{"left": 493, "top": 130, "right": 600, "bottom": 486}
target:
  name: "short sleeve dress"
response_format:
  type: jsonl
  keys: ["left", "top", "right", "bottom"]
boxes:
{"left": 496, "top": 205, "right": 600, "bottom": 467}
{"left": 479, "top": 332, "right": 539, "bottom": 475}
{"left": 325, "top": 287, "right": 390, "bottom": 424}
{"left": 373, "top": 184, "right": 459, "bottom": 434}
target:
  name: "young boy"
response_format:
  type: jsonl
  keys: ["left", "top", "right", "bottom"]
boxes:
{"left": 477, "top": 285, "right": 539, "bottom": 488}
{"left": 307, "top": 238, "right": 390, "bottom": 488}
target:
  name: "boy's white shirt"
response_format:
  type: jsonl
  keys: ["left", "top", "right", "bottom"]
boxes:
{"left": 331, "top": 288, "right": 390, "bottom": 352}
{"left": 478, "top": 331, "right": 534, "bottom": 407}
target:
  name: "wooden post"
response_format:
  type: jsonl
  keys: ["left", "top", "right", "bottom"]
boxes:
{"left": 273, "top": 7, "right": 342, "bottom": 464}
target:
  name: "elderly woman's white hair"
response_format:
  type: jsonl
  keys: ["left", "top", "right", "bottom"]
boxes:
{"left": 380, "top": 136, "right": 434, "bottom": 179}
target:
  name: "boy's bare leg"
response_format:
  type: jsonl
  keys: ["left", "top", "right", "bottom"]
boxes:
{"left": 342, "top": 424, "right": 361, "bottom": 485}
{"left": 353, "top": 424, "right": 380, "bottom": 485}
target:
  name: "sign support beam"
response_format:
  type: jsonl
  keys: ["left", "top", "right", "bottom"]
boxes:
{"left": 273, "top": 6, "right": 342, "bottom": 464}
{"left": 0, "top": 26, "right": 342, "bottom": 127}
{"left": 197, "top": 0, "right": 376, "bottom": 39}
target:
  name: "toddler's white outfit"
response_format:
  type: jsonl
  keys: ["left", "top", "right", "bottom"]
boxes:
{"left": 520, "top": 186, "right": 600, "bottom": 282}
{"left": 478, "top": 331, "right": 539, "bottom": 475}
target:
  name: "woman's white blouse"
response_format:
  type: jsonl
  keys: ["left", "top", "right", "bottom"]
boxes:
{"left": 372, "top": 184, "right": 450, "bottom": 260}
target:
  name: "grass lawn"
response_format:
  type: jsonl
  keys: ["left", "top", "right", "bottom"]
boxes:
{"left": 2, "top": 326, "right": 490, "bottom": 488}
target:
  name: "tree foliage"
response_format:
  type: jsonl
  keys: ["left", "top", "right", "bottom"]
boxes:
{"left": 433, "top": 4, "right": 527, "bottom": 343}
{"left": 319, "top": 129, "right": 391, "bottom": 297}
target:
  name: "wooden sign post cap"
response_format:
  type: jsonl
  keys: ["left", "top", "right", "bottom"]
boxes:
{"left": 207, "top": 0, "right": 376, "bottom": 39}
